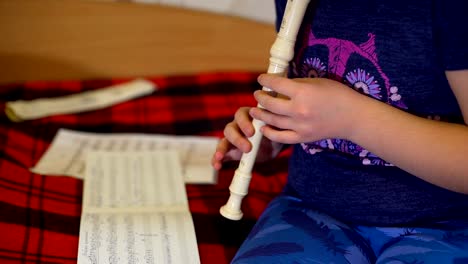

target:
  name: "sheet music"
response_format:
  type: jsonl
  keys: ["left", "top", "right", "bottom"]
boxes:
{"left": 5, "top": 79, "right": 156, "bottom": 122}
{"left": 77, "top": 151, "right": 200, "bottom": 264}
{"left": 31, "top": 128, "right": 218, "bottom": 184}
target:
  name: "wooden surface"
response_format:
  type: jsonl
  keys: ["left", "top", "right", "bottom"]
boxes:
{"left": 0, "top": 0, "right": 275, "bottom": 84}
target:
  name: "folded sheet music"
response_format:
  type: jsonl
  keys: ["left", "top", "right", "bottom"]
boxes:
{"left": 77, "top": 151, "right": 200, "bottom": 264}
{"left": 31, "top": 128, "right": 218, "bottom": 184}
{"left": 5, "top": 79, "right": 156, "bottom": 122}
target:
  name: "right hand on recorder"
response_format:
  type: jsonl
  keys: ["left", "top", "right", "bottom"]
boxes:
{"left": 211, "top": 106, "right": 283, "bottom": 171}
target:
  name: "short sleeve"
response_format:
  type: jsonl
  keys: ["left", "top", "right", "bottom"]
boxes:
{"left": 434, "top": 1, "right": 468, "bottom": 70}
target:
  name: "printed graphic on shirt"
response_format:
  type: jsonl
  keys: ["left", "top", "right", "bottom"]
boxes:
{"left": 292, "top": 29, "right": 407, "bottom": 166}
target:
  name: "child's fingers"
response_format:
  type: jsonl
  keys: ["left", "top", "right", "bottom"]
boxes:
{"left": 257, "top": 74, "right": 297, "bottom": 98}
{"left": 235, "top": 107, "right": 255, "bottom": 137}
{"left": 211, "top": 137, "right": 244, "bottom": 170}
{"left": 211, "top": 138, "right": 229, "bottom": 169}
{"left": 253, "top": 90, "right": 291, "bottom": 116}
{"left": 224, "top": 122, "right": 252, "bottom": 153}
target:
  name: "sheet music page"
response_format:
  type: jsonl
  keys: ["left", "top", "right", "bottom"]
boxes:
{"left": 77, "top": 151, "right": 200, "bottom": 264}
{"left": 31, "top": 128, "right": 218, "bottom": 184}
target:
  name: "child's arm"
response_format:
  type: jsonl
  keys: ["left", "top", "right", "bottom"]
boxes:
{"left": 251, "top": 71, "right": 468, "bottom": 194}
{"left": 447, "top": 70, "right": 468, "bottom": 124}
{"left": 347, "top": 70, "right": 468, "bottom": 194}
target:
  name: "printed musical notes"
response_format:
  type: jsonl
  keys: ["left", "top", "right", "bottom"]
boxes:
{"left": 77, "top": 151, "right": 200, "bottom": 264}
{"left": 31, "top": 128, "right": 219, "bottom": 184}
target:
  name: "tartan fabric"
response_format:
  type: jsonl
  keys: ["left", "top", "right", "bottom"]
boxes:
{"left": 0, "top": 72, "right": 291, "bottom": 264}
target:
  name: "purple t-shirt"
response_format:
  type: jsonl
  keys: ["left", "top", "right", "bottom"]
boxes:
{"left": 275, "top": 0, "right": 468, "bottom": 225}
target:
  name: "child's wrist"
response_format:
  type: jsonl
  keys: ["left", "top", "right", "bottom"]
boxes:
{"left": 343, "top": 95, "right": 375, "bottom": 143}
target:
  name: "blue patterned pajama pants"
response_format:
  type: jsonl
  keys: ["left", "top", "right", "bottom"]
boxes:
{"left": 232, "top": 195, "right": 468, "bottom": 264}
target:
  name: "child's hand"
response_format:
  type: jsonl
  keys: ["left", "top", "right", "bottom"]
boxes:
{"left": 251, "top": 74, "right": 367, "bottom": 144}
{"left": 211, "top": 106, "right": 282, "bottom": 170}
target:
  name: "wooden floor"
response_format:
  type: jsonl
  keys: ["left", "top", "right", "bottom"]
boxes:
{"left": 0, "top": 0, "right": 276, "bottom": 84}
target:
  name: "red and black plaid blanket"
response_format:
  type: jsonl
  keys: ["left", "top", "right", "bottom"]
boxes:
{"left": 0, "top": 72, "right": 290, "bottom": 264}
